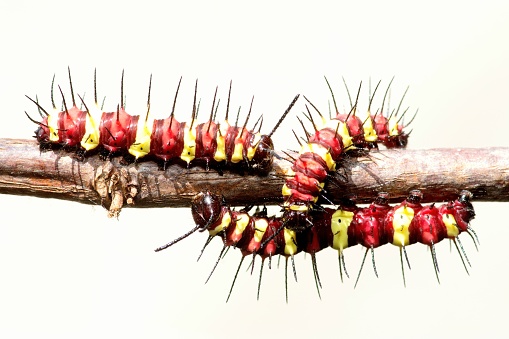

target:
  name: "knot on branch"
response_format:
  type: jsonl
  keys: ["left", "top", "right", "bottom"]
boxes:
{"left": 93, "top": 162, "right": 140, "bottom": 218}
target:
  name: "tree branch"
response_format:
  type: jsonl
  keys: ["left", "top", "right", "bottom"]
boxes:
{"left": 1, "top": 138, "right": 508, "bottom": 217}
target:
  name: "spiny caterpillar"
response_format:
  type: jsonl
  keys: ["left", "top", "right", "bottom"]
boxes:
{"left": 327, "top": 77, "right": 415, "bottom": 149}
{"left": 25, "top": 68, "right": 299, "bottom": 173}
{"left": 155, "top": 190, "right": 476, "bottom": 302}
{"left": 282, "top": 78, "right": 416, "bottom": 228}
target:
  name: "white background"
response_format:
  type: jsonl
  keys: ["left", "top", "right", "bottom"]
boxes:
{"left": 1, "top": 1, "right": 508, "bottom": 338}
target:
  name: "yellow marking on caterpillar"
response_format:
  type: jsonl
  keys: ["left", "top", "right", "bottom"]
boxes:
{"left": 47, "top": 111, "right": 60, "bottom": 142}
{"left": 391, "top": 205, "right": 414, "bottom": 247}
{"left": 180, "top": 120, "right": 197, "bottom": 164}
{"left": 286, "top": 168, "right": 295, "bottom": 177}
{"left": 128, "top": 112, "right": 153, "bottom": 159}
{"left": 247, "top": 218, "right": 269, "bottom": 253}
{"left": 80, "top": 106, "right": 101, "bottom": 151}
{"left": 231, "top": 143, "right": 244, "bottom": 163}
{"left": 388, "top": 116, "right": 400, "bottom": 136}
{"left": 331, "top": 209, "right": 354, "bottom": 253}
{"left": 283, "top": 229, "right": 297, "bottom": 256}
{"left": 209, "top": 211, "right": 232, "bottom": 236}
{"left": 253, "top": 218, "right": 268, "bottom": 243}
{"left": 246, "top": 133, "right": 261, "bottom": 161}
{"left": 312, "top": 182, "right": 325, "bottom": 203}
{"left": 362, "top": 114, "right": 378, "bottom": 143}
{"left": 232, "top": 213, "right": 250, "bottom": 241}
{"left": 213, "top": 120, "right": 229, "bottom": 162}
{"left": 282, "top": 183, "right": 292, "bottom": 199}
{"left": 299, "top": 143, "right": 336, "bottom": 171}
{"left": 282, "top": 184, "right": 320, "bottom": 206}
{"left": 289, "top": 204, "right": 311, "bottom": 211}
{"left": 442, "top": 213, "right": 460, "bottom": 238}
{"left": 324, "top": 119, "right": 353, "bottom": 150}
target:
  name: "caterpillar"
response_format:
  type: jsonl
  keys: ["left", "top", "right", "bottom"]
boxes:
{"left": 155, "top": 190, "right": 476, "bottom": 301}
{"left": 327, "top": 77, "right": 415, "bottom": 149}
{"left": 25, "top": 68, "right": 300, "bottom": 173}
{"left": 345, "top": 189, "right": 477, "bottom": 287}
{"left": 282, "top": 78, "right": 416, "bottom": 228}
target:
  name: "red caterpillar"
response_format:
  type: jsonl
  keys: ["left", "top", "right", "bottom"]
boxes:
{"left": 327, "top": 77, "right": 415, "bottom": 149}
{"left": 343, "top": 189, "right": 477, "bottom": 287}
{"left": 25, "top": 68, "right": 299, "bottom": 173}
{"left": 282, "top": 79, "right": 415, "bottom": 227}
{"left": 155, "top": 190, "right": 476, "bottom": 301}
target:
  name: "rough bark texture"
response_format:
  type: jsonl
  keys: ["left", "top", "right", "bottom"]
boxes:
{"left": 0, "top": 138, "right": 508, "bottom": 217}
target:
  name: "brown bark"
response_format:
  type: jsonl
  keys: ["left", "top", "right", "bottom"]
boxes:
{"left": 0, "top": 138, "right": 508, "bottom": 217}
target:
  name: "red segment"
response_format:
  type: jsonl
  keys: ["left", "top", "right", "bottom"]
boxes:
{"left": 226, "top": 211, "right": 256, "bottom": 251}
{"left": 258, "top": 219, "right": 285, "bottom": 259}
{"left": 336, "top": 113, "right": 365, "bottom": 147}
{"left": 308, "top": 127, "right": 344, "bottom": 161}
{"left": 285, "top": 173, "right": 322, "bottom": 205}
{"left": 292, "top": 153, "right": 329, "bottom": 182}
{"left": 372, "top": 114, "right": 390, "bottom": 142}
{"left": 224, "top": 126, "right": 254, "bottom": 162}
{"left": 99, "top": 108, "right": 139, "bottom": 153}
{"left": 150, "top": 117, "right": 184, "bottom": 162}
{"left": 61, "top": 106, "right": 87, "bottom": 147}
{"left": 195, "top": 121, "right": 219, "bottom": 162}
{"left": 350, "top": 200, "right": 391, "bottom": 249}
{"left": 36, "top": 106, "right": 88, "bottom": 147}
{"left": 298, "top": 208, "right": 334, "bottom": 255}
{"left": 409, "top": 205, "right": 447, "bottom": 246}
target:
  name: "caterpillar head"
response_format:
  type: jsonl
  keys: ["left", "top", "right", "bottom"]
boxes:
{"left": 249, "top": 135, "right": 274, "bottom": 173}
{"left": 450, "top": 190, "right": 475, "bottom": 232}
{"left": 384, "top": 132, "right": 410, "bottom": 148}
{"left": 191, "top": 191, "right": 224, "bottom": 232}
{"left": 248, "top": 94, "right": 300, "bottom": 173}
{"left": 34, "top": 123, "right": 50, "bottom": 143}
